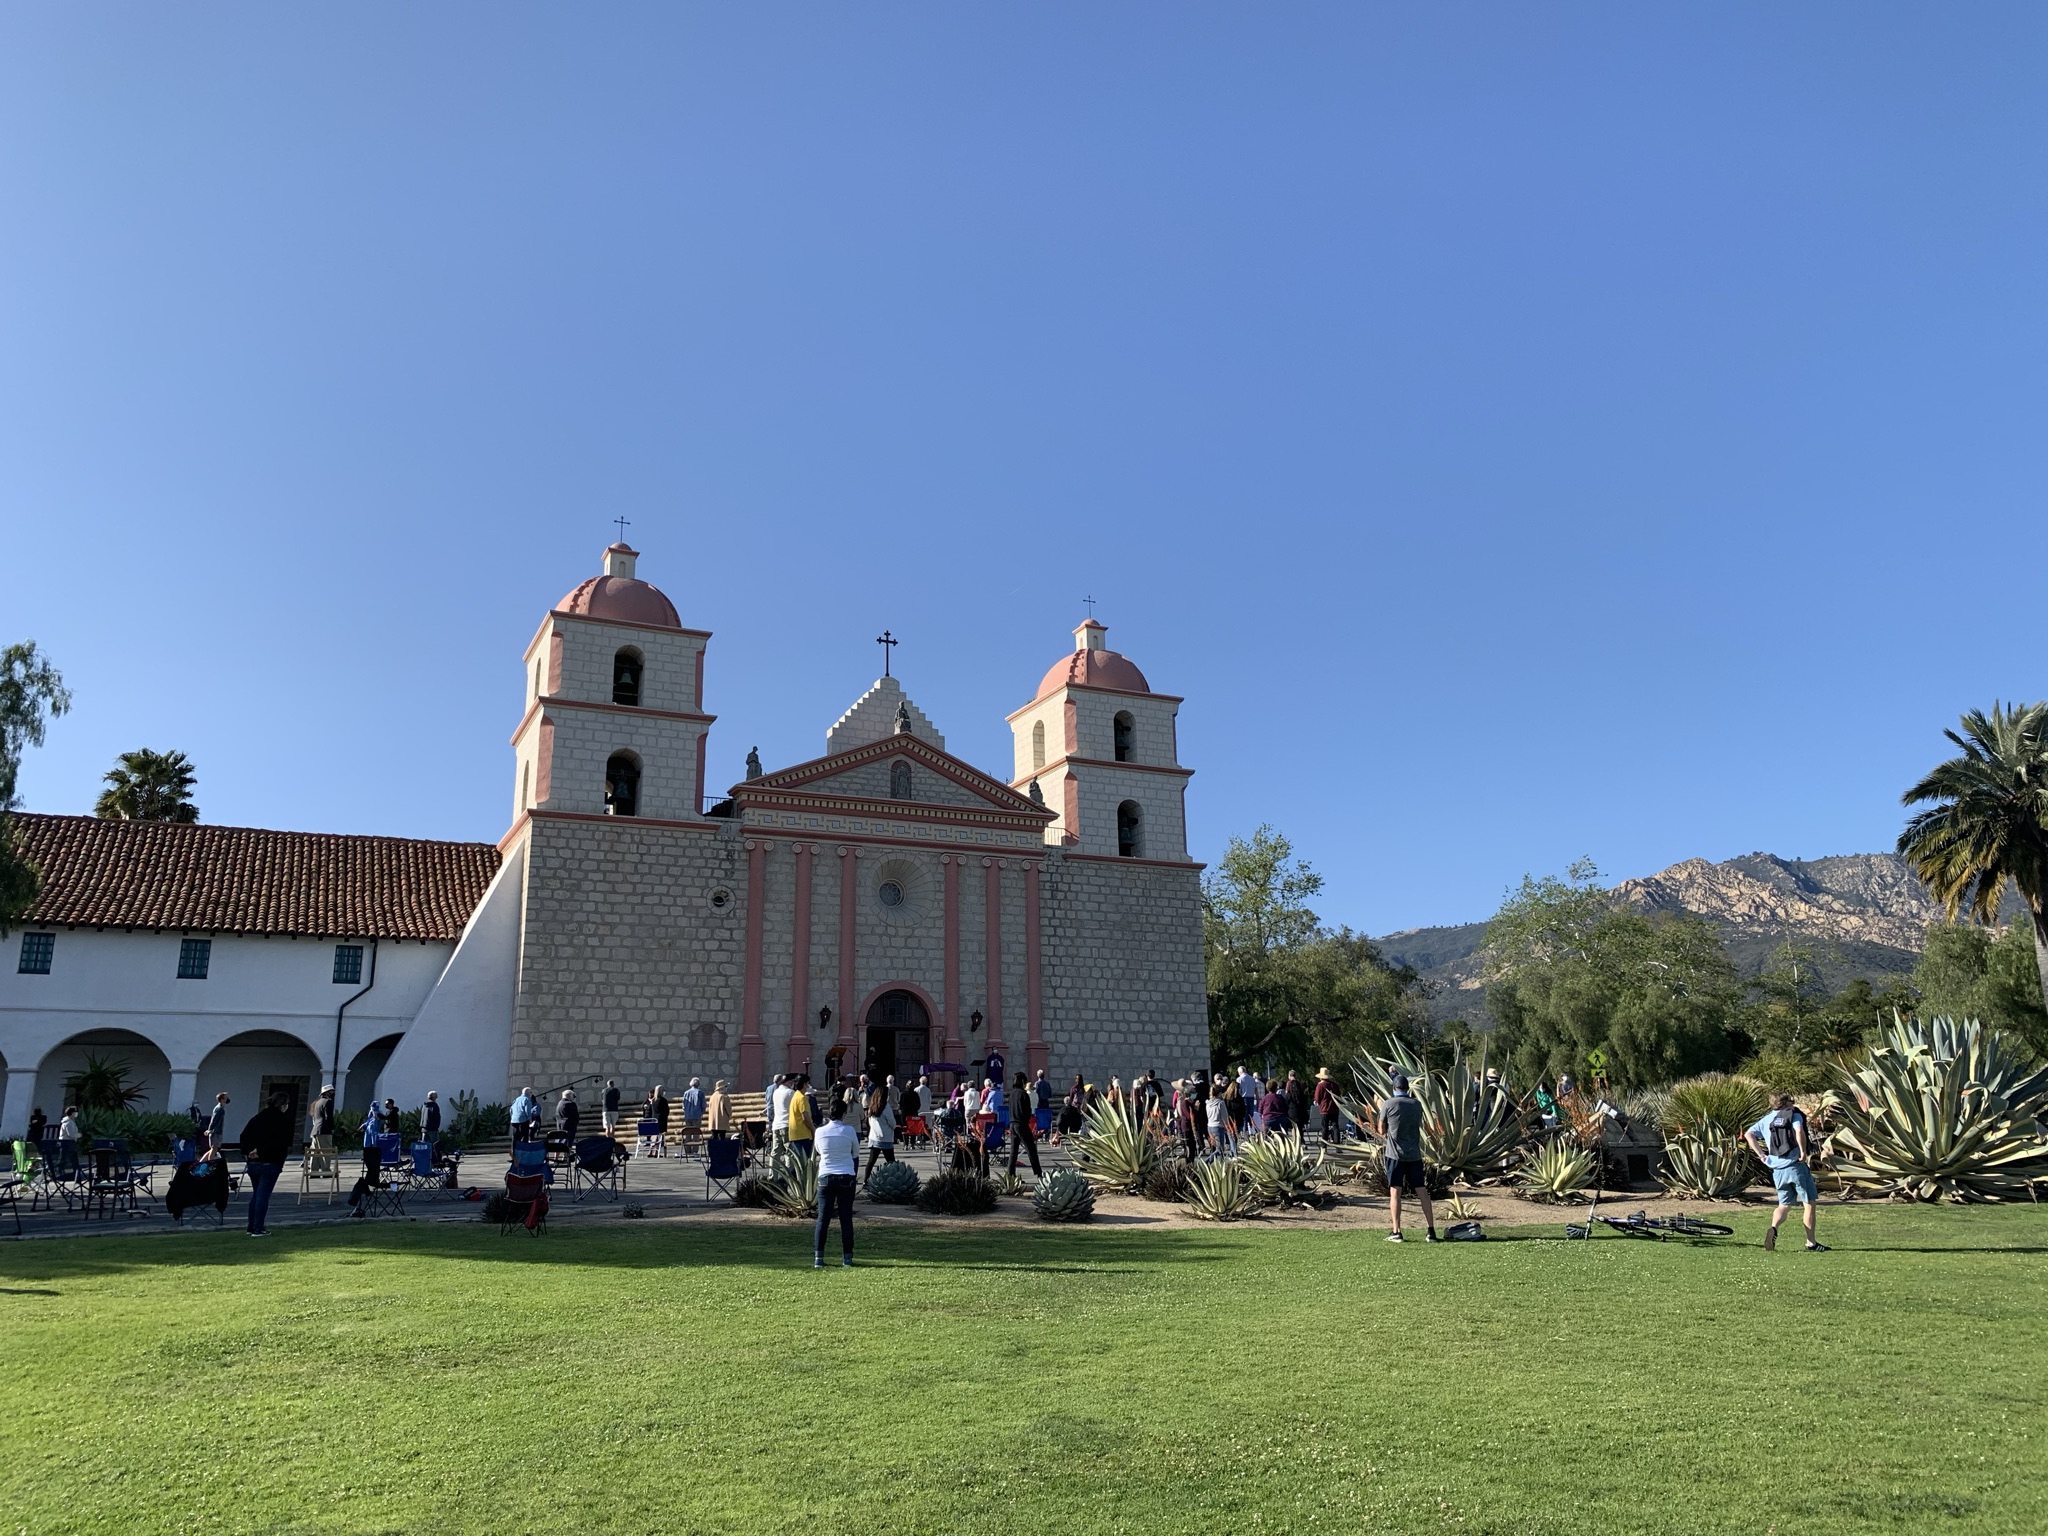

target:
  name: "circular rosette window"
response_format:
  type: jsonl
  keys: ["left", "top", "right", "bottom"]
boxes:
{"left": 872, "top": 857, "right": 932, "bottom": 925}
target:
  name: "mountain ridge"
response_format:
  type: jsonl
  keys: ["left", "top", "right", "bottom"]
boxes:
{"left": 1377, "top": 851, "right": 1964, "bottom": 1020}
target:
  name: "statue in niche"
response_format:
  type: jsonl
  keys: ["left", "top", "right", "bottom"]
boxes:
{"left": 890, "top": 760, "right": 914, "bottom": 801}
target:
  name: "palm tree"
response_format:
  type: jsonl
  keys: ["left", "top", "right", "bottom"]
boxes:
{"left": 1898, "top": 702, "right": 2048, "bottom": 1015}
{"left": 94, "top": 749, "right": 200, "bottom": 823}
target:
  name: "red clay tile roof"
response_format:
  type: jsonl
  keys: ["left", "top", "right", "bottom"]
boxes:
{"left": 10, "top": 813, "right": 499, "bottom": 940}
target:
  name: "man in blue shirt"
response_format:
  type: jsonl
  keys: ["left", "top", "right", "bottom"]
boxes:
{"left": 1745, "top": 1095, "right": 1827, "bottom": 1252}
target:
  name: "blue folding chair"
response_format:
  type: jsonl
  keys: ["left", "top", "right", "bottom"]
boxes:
{"left": 703, "top": 1136, "right": 745, "bottom": 1201}
{"left": 403, "top": 1142, "right": 443, "bottom": 1197}
{"left": 510, "top": 1140, "right": 553, "bottom": 1185}
{"left": 372, "top": 1132, "right": 403, "bottom": 1166}
{"left": 571, "top": 1136, "right": 627, "bottom": 1201}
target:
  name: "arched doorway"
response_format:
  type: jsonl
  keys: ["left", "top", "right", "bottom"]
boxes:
{"left": 345, "top": 1033, "right": 405, "bottom": 1115}
{"left": 862, "top": 989, "right": 931, "bottom": 1083}
{"left": 197, "top": 1030, "right": 323, "bottom": 1130}
{"left": 35, "top": 1030, "right": 173, "bottom": 1119}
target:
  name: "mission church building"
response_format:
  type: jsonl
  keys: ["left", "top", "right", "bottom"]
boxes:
{"left": 0, "top": 544, "right": 1207, "bottom": 1136}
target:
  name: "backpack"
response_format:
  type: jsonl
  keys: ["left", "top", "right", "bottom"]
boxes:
{"left": 1444, "top": 1221, "right": 1485, "bottom": 1242}
{"left": 1767, "top": 1110, "right": 1804, "bottom": 1161}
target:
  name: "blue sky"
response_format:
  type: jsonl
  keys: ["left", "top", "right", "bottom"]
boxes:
{"left": 3, "top": 6, "right": 2045, "bottom": 936}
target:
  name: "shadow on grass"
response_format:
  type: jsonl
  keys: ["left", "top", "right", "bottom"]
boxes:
{"left": 0, "top": 1214, "right": 1245, "bottom": 1282}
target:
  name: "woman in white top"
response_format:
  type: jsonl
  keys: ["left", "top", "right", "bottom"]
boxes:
{"left": 813, "top": 1095, "right": 860, "bottom": 1268}
{"left": 862, "top": 1088, "right": 896, "bottom": 1188}
{"left": 57, "top": 1107, "right": 82, "bottom": 1143}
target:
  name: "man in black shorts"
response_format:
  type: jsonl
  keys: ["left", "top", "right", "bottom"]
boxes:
{"left": 1379, "top": 1073, "right": 1437, "bottom": 1243}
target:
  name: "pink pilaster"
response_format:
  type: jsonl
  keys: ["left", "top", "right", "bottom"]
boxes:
{"left": 941, "top": 855, "right": 964, "bottom": 1066}
{"left": 982, "top": 858, "right": 1006, "bottom": 1056}
{"left": 738, "top": 838, "right": 766, "bottom": 1090}
{"left": 1025, "top": 859, "right": 1047, "bottom": 1075}
{"left": 836, "top": 847, "right": 859, "bottom": 1074}
{"left": 786, "top": 843, "right": 813, "bottom": 1072}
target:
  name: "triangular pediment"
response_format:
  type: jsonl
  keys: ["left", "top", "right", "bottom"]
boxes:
{"left": 736, "top": 735, "right": 1050, "bottom": 821}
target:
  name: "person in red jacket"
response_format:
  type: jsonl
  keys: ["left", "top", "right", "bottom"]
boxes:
{"left": 1312, "top": 1069, "right": 1341, "bottom": 1143}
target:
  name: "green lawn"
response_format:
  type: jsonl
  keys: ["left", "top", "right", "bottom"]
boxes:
{"left": 2, "top": 1205, "right": 2043, "bottom": 1536}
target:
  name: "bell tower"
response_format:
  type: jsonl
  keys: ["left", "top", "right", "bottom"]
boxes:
{"left": 1007, "top": 618, "right": 1192, "bottom": 861}
{"left": 512, "top": 543, "right": 716, "bottom": 827}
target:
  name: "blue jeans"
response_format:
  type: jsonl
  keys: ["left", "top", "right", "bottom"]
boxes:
{"left": 815, "top": 1173, "right": 855, "bottom": 1259}
{"left": 245, "top": 1160, "right": 282, "bottom": 1233}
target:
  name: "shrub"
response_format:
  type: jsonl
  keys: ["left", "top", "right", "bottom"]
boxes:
{"left": 1069, "top": 1098, "right": 1161, "bottom": 1193}
{"left": 447, "top": 1090, "right": 512, "bottom": 1149}
{"left": 1238, "top": 1128, "right": 1325, "bottom": 1207}
{"left": 621, "top": 1204, "right": 646, "bottom": 1219}
{"left": 916, "top": 1171, "right": 998, "bottom": 1215}
{"left": 729, "top": 1174, "right": 770, "bottom": 1208}
{"left": 1739, "top": 1050, "right": 1833, "bottom": 1097}
{"left": 1517, "top": 1139, "right": 1595, "bottom": 1203}
{"left": 1660, "top": 1129, "right": 1758, "bottom": 1199}
{"left": 1184, "top": 1158, "right": 1255, "bottom": 1221}
{"left": 75, "top": 1111, "right": 191, "bottom": 1154}
{"left": 1031, "top": 1168, "right": 1097, "bottom": 1222}
{"left": 1141, "top": 1160, "right": 1191, "bottom": 1203}
{"left": 864, "top": 1161, "right": 920, "bottom": 1204}
{"left": 481, "top": 1193, "right": 512, "bottom": 1224}
{"left": 1829, "top": 1015, "right": 2048, "bottom": 1203}
{"left": 1350, "top": 1159, "right": 1454, "bottom": 1199}
{"left": 1664, "top": 1073, "right": 1770, "bottom": 1138}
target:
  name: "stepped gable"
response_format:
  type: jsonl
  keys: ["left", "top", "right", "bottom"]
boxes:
{"left": 10, "top": 812, "right": 499, "bottom": 940}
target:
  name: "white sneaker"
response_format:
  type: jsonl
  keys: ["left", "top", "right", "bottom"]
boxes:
{"left": 1385, "top": 1232, "right": 1405, "bottom": 1243}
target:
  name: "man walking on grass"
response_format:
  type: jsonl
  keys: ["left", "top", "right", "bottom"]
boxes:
{"left": 237, "top": 1089, "right": 295, "bottom": 1238}
{"left": 1746, "top": 1094, "right": 1827, "bottom": 1252}
{"left": 1380, "top": 1073, "right": 1437, "bottom": 1243}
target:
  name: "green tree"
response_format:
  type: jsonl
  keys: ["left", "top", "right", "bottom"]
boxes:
{"left": 1898, "top": 701, "right": 2048, "bottom": 1017}
{"left": 1912, "top": 920, "right": 2048, "bottom": 1059}
{"left": 1748, "top": 942, "right": 1833, "bottom": 1055}
{"left": 1203, "top": 826, "right": 1427, "bottom": 1070}
{"left": 1483, "top": 860, "right": 1746, "bottom": 1088}
{"left": 0, "top": 640, "right": 70, "bottom": 934}
{"left": 95, "top": 749, "right": 200, "bottom": 823}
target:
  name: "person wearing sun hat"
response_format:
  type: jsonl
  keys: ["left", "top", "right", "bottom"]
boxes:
{"left": 1312, "top": 1068, "right": 1341, "bottom": 1144}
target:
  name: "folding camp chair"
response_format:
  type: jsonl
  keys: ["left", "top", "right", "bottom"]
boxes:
{"left": 351, "top": 1144, "right": 406, "bottom": 1219}
{"left": 85, "top": 1140, "right": 144, "bottom": 1219}
{"left": 544, "top": 1131, "right": 576, "bottom": 1178}
{"left": 502, "top": 1171, "right": 548, "bottom": 1235}
{"left": 703, "top": 1135, "right": 746, "bottom": 1201}
{"left": 371, "top": 1132, "right": 403, "bottom": 1169}
{"left": 570, "top": 1136, "right": 628, "bottom": 1201}
{"left": 635, "top": 1117, "right": 666, "bottom": 1159}
{"left": 400, "top": 1142, "right": 445, "bottom": 1199}
{"left": 510, "top": 1141, "right": 552, "bottom": 1185}
{"left": 34, "top": 1139, "right": 83, "bottom": 1212}
{"left": 165, "top": 1139, "right": 230, "bottom": 1228}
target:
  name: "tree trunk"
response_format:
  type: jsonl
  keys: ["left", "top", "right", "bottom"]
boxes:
{"left": 2032, "top": 903, "right": 2048, "bottom": 1019}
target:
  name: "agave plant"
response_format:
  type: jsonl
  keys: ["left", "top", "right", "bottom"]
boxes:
{"left": 1184, "top": 1157, "right": 1255, "bottom": 1221}
{"left": 864, "top": 1160, "right": 920, "bottom": 1204}
{"left": 1660, "top": 1130, "right": 1757, "bottom": 1199}
{"left": 1238, "top": 1127, "right": 1325, "bottom": 1207}
{"left": 991, "top": 1168, "right": 1029, "bottom": 1198}
{"left": 1663, "top": 1074, "right": 1771, "bottom": 1138}
{"left": 761, "top": 1153, "right": 820, "bottom": 1219}
{"left": 1069, "top": 1097, "right": 1161, "bottom": 1193}
{"left": 1828, "top": 1015, "right": 2048, "bottom": 1203}
{"left": 1142, "top": 1159, "right": 1191, "bottom": 1203}
{"left": 1341, "top": 1039, "right": 1527, "bottom": 1182}
{"left": 1031, "top": 1168, "right": 1097, "bottom": 1222}
{"left": 1622, "top": 1089, "right": 1669, "bottom": 1132}
{"left": 1517, "top": 1139, "right": 1595, "bottom": 1203}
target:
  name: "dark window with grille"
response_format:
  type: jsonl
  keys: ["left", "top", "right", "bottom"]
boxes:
{"left": 17, "top": 932, "right": 54, "bottom": 974}
{"left": 177, "top": 937, "right": 212, "bottom": 979}
{"left": 333, "top": 944, "right": 365, "bottom": 985}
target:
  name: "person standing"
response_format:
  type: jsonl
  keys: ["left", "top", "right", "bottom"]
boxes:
{"left": 509, "top": 1086, "right": 539, "bottom": 1144}
{"left": 787, "top": 1073, "right": 815, "bottom": 1161}
{"left": 556, "top": 1090, "right": 580, "bottom": 1141}
{"left": 1234, "top": 1064, "right": 1259, "bottom": 1134}
{"left": 768, "top": 1074, "right": 794, "bottom": 1152}
{"left": 420, "top": 1091, "right": 442, "bottom": 1144}
{"left": 862, "top": 1083, "right": 897, "bottom": 1186}
{"left": 26, "top": 1106, "right": 47, "bottom": 1145}
{"left": 1379, "top": 1073, "right": 1436, "bottom": 1243}
{"left": 813, "top": 1095, "right": 860, "bottom": 1268}
{"left": 1285, "top": 1070, "right": 1311, "bottom": 1135}
{"left": 1259, "top": 1078, "right": 1289, "bottom": 1138}
{"left": 202, "top": 1093, "right": 230, "bottom": 1155}
{"left": 1746, "top": 1095, "right": 1827, "bottom": 1252}
{"left": 1312, "top": 1070, "right": 1341, "bottom": 1143}
{"left": 681, "top": 1077, "right": 706, "bottom": 1152}
{"left": 706, "top": 1079, "right": 734, "bottom": 1138}
{"left": 1008, "top": 1071, "right": 1044, "bottom": 1178}
{"left": 1206, "top": 1080, "right": 1234, "bottom": 1155}
{"left": 601, "top": 1079, "right": 622, "bottom": 1135}
{"left": 238, "top": 1090, "right": 295, "bottom": 1238}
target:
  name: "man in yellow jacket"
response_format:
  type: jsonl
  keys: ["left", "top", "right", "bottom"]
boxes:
{"left": 787, "top": 1072, "right": 816, "bottom": 1161}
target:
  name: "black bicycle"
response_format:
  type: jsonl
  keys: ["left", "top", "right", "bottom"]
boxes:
{"left": 1565, "top": 1210, "right": 1734, "bottom": 1241}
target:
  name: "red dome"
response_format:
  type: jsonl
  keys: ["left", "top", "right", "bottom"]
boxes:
{"left": 556, "top": 544, "right": 681, "bottom": 629}
{"left": 1036, "top": 621, "right": 1150, "bottom": 699}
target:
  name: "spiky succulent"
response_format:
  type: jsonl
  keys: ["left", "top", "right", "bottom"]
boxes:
{"left": 1031, "top": 1167, "right": 1097, "bottom": 1222}
{"left": 1341, "top": 1039, "right": 1528, "bottom": 1183}
{"left": 1184, "top": 1157, "right": 1256, "bottom": 1221}
{"left": 761, "top": 1152, "right": 819, "bottom": 1219}
{"left": 1663, "top": 1073, "right": 1770, "bottom": 1138}
{"left": 1238, "top": 1127, "right": 1325, "bottom": 1207}
{"left": 1517, "top": 1139, "right": 1595, "bottom": 1203}
{"left": 1142, "top": 1159, "right": 1191, "bottom": 1203}
{"left": 1069, "top": 1097, "right": 1162, "bottom": 1193}
{"left": 915, "top": 1170, "right": 999, "bottom": 1215}
{"left": 864, "top": 1160, "right": 920, "bottom": 1204}
{"left": 991, "top": 1168, "right": 1029, "bottom": 1198}
{"left": 1660, "top": 1129, "right": 1757, "bottom": 1199}
{"left": 1828, "top": 1015, "right": 2048, "bottom": 1203}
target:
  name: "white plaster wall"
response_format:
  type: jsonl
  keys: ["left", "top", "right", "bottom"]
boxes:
{"left": 0, "top": 930, "right": 450, "bottom": 1135}
{"left": 376, "top": 844, "right": 527, "bottom": 1110}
